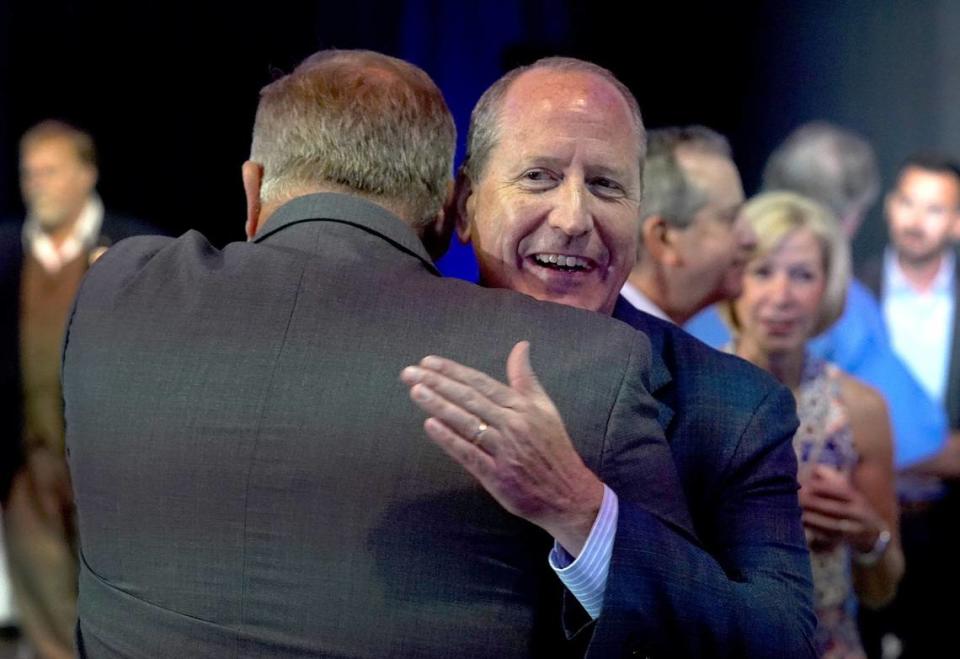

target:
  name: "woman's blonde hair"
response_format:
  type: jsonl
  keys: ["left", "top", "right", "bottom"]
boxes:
{"left": 719, "top": 191, "right": 850, "bottom": 337}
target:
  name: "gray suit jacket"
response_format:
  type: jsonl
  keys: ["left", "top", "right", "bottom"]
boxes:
{"left": 63, "top": 193, "right": 693, "bottom": 658}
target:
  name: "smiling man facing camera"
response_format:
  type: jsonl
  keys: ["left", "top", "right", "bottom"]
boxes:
{"left": 423, "top": 57, "right": 817, "bottom": 658}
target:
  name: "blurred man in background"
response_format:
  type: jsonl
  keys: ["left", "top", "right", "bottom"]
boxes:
{"left": 858, "top": 154, "right": 960, "bottom": 658}
{"left": 0, "top": 120, "right": 158, "bottom": 659}
{"left": 621, "top": 125, "right": 755, "bottom": 325}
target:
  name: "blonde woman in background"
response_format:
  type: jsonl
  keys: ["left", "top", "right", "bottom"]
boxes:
{"left": 720, "top": 191, "right": 904, "bottom": 658}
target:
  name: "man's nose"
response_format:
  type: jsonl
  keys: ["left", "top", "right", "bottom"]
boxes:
{"left": 548, "top": 182, "right": 593, "bottom": 237}
{"left": 908, "top": 208, "right": 929, "bottom": 232}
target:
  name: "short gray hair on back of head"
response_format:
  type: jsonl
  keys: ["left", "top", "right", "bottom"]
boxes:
{"left": 462, "top": 56, "right": 646, "bottom": 184}
{"left": 640, "top": 126, "right": 732, "bottom": 235}
{"left": 762, "top": 121, "right": 880, "bottom": 220}
{"left": 251, "top": 49, "right": 456, "bottom": 227}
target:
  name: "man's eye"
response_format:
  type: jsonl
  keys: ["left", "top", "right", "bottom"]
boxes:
{"left": 523, "top": 169, "right": 551, "bottom": 181}
{"left": 519, "top": 169, "right": 558, "bottom": 188}
{"left": 590, "top": 178, "right": 625, "bottom": 197}
{"left": 720, "top": 209, "right": 740, "bottom": 225}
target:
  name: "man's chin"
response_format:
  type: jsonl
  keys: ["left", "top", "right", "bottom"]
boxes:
{"left": 477, "top": 273, "right": 609, "bottom": 314}
{"left": 532, "top": 289, "right": 609, "bottom": 315}
{"left": 32, "top": 211, "right": 69, "bottom": 231}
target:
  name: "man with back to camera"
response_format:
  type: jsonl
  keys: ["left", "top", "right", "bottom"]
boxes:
{"left": 856, "top": 154, "right": 960, "bottom": 658}
{"left": 405, "top": 57, "right": 816, "bottom": 658}
{"left": 62, "top": 49, "right": 703, "bottom": 658}
{"left": 0, "top": 120, "right": 158, "bottom": 659}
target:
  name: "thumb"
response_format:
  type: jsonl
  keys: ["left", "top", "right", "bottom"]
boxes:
{"left": 506, "top": 340, "right": 544, "bottom": 397}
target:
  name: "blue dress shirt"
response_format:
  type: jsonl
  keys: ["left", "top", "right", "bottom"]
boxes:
{"left": 549, "top": 484, "right": 618, "bottom": 619}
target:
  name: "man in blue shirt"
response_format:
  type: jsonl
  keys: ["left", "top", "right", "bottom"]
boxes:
{"left": 857, "top": 154, "right": 960, "bottom": 658}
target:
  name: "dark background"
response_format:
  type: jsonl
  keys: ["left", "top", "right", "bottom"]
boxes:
{"left": 2, "top": 0, "right": 958, "bottom": 277}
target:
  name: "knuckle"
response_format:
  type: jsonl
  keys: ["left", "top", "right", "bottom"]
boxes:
{"left": 461, "top": 390, "right": 480, "bottom": 412}
{"left": 503, "top": 416, "right": 529, "bottom": 438}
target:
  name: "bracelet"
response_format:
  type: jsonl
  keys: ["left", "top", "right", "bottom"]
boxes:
{"left": 853, "top": 528, "right": 891, "bottom": 566}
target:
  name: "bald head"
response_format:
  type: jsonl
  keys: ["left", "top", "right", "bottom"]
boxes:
{"left": 463, "top": 57, "right": 645, "bottom": 185}
{"left": 456, "top": 58, "right": 645, "bottom": 315}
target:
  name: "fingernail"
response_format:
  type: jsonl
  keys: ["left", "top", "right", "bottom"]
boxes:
{"left": 401, "top": 366, "right": 422, "bottom": 382}
{"left": 421, "top": 356, "right": 441, "bottom": 369}
{"left": 412, "top": 384, "right": 432, "bottom": 402}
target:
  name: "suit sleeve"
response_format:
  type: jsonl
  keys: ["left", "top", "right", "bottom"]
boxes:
{"left": 588, "top": 359, "right": 817, "bottom": 659}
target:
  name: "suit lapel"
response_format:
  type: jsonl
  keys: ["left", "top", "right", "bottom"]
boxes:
{"left": 613, "top": 296, "right": 675, "bottom": 432}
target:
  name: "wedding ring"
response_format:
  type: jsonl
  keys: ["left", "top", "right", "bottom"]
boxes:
{"left": 472, "top": 422, "right": 488, "bottom": 446}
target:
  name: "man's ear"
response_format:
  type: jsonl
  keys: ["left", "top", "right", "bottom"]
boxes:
{"left": 421, "top": 180, "right": 457, "bottom": 261}
{"left": 83, "top": 164, "right": 99, "bottom": 193}
{"left": 453, "top": 170, "right": 475, "bottom": 245}
{"left": 242, "top": 160, "right": 264, "bottom": 240}
{"left": 641, "top": 215, "right": 681, "bottom": 266}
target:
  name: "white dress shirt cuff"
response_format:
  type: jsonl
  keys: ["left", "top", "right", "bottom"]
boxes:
{"left": 548, "top": 484, "right": 618, "bottom": 619}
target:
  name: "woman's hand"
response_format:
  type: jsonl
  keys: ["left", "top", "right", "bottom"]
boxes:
{"left": 799, "top": 464, "right": 885, "bottom": 554}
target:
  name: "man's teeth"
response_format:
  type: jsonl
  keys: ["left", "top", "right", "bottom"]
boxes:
{"left": 534, "top": 254, "right": 590, "bottom": 270}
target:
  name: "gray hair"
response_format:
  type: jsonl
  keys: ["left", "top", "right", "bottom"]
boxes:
{"left": 640, "top": 125, "right": 732, "bottom": 232}
{"left": 762, "top": 121, "right": 880, "bottom": 220}
{"left": 462, "top": 56, "right": 645, "bottom": 183}
{"left": 251, "top": 49, "right": 456, "bottom": 227}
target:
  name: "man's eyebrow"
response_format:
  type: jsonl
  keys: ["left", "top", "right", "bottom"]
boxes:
{"left": 516, "top": 155, "right": 567, "bottom": 170}
{"left": 585, "top": 164, "right": 632, "bottom": 180}
{"left": 510, "top": 155, "right": 635, "bottom": 182}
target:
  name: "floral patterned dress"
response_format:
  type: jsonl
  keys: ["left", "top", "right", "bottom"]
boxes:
{"left": 794, "top": 356, "right": 864, "bottom": 659}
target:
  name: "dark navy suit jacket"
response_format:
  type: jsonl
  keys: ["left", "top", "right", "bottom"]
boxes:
{"left": 584, "top": 299, "right": 817, "bottom": 658}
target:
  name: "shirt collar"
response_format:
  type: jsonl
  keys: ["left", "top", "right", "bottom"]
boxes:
{"left": 252, "top": 192, "right": 439, "bottom": 276}
{"left": 620, "top": 280, "right": 674, "bottom": 323}
{"left": 885, "top": 246, "right": 955, "bottom": 295}
{"left": 22, "top": 195, "right": 104, "bottom": 273}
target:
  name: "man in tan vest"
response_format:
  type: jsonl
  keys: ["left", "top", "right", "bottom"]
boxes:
{"left": 0, "top": 120, "right": 158, "bottom": 658}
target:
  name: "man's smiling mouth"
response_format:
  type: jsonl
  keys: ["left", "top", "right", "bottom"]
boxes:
{"left": 531, "top": 253, "right": 593, "bottom": 272}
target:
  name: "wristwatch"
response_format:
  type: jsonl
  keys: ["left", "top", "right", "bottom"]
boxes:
{"left": 853, "top": 527, "right": 892, "bottom": 566}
